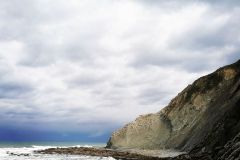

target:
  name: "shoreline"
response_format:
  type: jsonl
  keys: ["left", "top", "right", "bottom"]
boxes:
{"left": 35, "top": 147, "right": 211, "bottom": 160}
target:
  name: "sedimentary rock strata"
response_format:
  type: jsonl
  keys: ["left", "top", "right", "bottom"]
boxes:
{"left": 107, "top": 60, "right": 240, "bottom": 157}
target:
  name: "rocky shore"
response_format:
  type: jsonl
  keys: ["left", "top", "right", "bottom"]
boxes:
{"left": 36, "top": 147, "right": 211, "bottom": 160}
{"left": 37, "top": 147, "right": 156, "bottom": 160}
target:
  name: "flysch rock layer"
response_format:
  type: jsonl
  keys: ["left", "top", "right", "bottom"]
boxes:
{"left": 107, "top": 59, "right": 240, "bottom": 156}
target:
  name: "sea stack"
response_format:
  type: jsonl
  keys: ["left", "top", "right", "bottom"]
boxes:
{"left": 107, "top": 60, "right": 240, "bottom": 156}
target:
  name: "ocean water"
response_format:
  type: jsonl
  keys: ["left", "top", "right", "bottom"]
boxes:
{"left": 0, "top": 142, "right": 115, "bottom": 160}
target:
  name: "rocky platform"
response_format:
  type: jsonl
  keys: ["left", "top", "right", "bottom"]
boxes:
{"left": 36, "top": 147, "right": 211, "bottom": 160}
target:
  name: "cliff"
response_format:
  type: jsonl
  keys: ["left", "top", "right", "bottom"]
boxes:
{"left": 107, "top": 60, "right": 240, "bottom": 157}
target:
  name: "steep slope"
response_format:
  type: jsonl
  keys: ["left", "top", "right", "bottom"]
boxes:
{"left": 107, "top": 60, "right": 240, "bottom": 155}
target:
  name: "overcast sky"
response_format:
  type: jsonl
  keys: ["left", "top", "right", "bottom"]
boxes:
{"left": 0, "top": 0, "right": 239, "bottom": 141}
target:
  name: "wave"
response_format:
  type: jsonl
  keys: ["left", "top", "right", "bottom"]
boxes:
{"left": 0, "top": 144, "right": 114, "bottom": 160}
{"left": 31, "top": 144, "right": 93, "bottom": 149}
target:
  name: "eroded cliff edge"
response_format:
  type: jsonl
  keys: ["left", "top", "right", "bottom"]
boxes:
{"left": 106, "top": 60, "right": 240, "bottom": 156}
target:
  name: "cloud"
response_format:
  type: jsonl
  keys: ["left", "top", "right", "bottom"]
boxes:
{"left": 0, "top": 82, "right": 32, "bottom": 99}
{"left": 0, "top": 0, "right": 239, "bottom": 140}
{"left": 130, "top": 2, "right": 240, "bottom": 72}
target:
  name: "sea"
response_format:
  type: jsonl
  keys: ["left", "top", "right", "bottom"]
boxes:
{"left": 0, "top": 142, "right": 115, "bottom": 160}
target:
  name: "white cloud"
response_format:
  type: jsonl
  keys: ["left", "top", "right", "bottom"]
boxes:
{"left": 0, "top": 0, "right": 239, "bottom": 135}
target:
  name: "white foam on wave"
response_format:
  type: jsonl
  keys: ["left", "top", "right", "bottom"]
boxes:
{"left": 0, "top": 145, "right": 115, "bottom": 160}
{"left": 73, "top": 145, "right": 93, "bottom": 148}
{"left": 31, "top": 144, "right": 93, "bottom": 150}
{"left": 31, "top": 145, "right": 60, "bottom": 150}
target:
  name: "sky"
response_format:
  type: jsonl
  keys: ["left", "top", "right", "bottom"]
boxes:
{"left": 0, "top": 0, "right": 239, "bottom": 142}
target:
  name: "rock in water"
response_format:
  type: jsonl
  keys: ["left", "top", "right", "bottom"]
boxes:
{"left": 107, "top": 59, "right": 240, "bottom": 156}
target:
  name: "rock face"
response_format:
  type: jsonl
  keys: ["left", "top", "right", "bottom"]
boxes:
{"left": 107, "top": 60, "right": 240, "bottom": 155}
{"left": 214, "top": 132, "right": 240, "bottom": 160}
